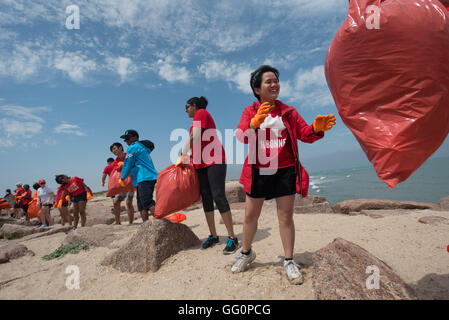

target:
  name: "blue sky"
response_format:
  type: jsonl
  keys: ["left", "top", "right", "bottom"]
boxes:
{"left": 1, "top": 0, "right": 448, "bottom": 194}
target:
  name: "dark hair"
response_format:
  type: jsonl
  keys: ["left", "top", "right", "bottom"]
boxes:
{"left": 6, "top": 189, "right": 11, "bottom": 194}
{"left": 186, "top": 96, "right": 208, "bottom": 109}
{"left": 55, "top": 174, "right": 67, "bottom": 184}
{"left": 107, "top": 157, "right": 114, "bottom": 163}
{"left": 110, "top": 142, "right": 123, "bottom": 152}
{"left": 23, "top": 184, "right": 30, "bottom": 190}
{"left": 32, "top": 183, "right": 40, "bottom": 190}
{"left": 250, "top": 65, "right": 280, "bottom": 101}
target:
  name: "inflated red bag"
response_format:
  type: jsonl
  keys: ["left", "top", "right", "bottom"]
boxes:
{"left": 106, "top": 168, "right": 135, "bottom": 197}
{"left": 163, "top": 213, "right": 187, "bottom": 223}
{"left": 325, "top": 0, "right": 449, "bottom": 188}
{"left": 154, "top": 164, "right": 200, "bottom": 218}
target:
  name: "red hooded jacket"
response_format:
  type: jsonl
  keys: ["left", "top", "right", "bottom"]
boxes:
{"left": 236, "top": 100, "right": 324, "bottom": 197}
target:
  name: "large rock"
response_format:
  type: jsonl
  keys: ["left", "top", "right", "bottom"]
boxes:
{"left": 0, "top": 224, "right": 49, "bottom": 239}
{"left": 332, "top": 199, "right": 438, "bottom": 214}
{"left": 225, "top": 181, "right": 246, "bottom": 204}
{"left": 0, "top": 243, "right": 35, "bottom": 264}
{"left": 418, "top": 216, "right": 449, "bottom": 226}
{"left": 0, "top": 216, "right": 39, "bottom": 228}
{"left": 439, "top": 196, "right": 449, "bottom": 211}
{"left": 102, "top": 218, "right": 201, "bottom": 273}
{"left": 294, "top": 195, "right": 334, "bottom": 214}
{"left": 20, "top": 225, "right": 74, "bottom": 241}
{"left": 312, "top": 238, "right": 416, "bottom": 300}
{"left": 63, "top": 225, "right": 121, "bottom": 247}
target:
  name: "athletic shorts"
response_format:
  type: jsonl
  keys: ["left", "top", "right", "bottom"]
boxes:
{"left": 113, "top": 191, "right": 134, "bottom": 203}
{"left": 136, "top": 181, "right": 156, "bottom": 212}
{"left": 196, "top": 163, "right": 230, "bottom": 214}
{"left": 71, "top": 192, "right": 87, "bottom": 203}
{"left": 22, "top": 204, "right": 29, "bottom": 213}
{"left": 247, "top": 166, "right": 296, "bottom": 200}
{"left": 61, "top": 202, "right": 69, "bottom": 207}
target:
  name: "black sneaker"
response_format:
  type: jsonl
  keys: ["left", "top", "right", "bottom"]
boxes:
{"left": 223, "top": 237, "right": 239, "bottom": 255}
{"left": 201, "top": 235, "right": 219, "bottom": 250}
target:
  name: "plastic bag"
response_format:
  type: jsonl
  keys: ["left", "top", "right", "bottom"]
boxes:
{"left": 325, "top": 0, "right": 449, "bottom": 188}
{"left": 163, "top": 213, "right": 187, "bottom": 223}
{"left": 0, "top": 199, "right": 11, "bottom": 210}
{"left": 154, "top": 164, "right": 200, "bottom": 218}
{"left": 106, "top": 168, "right": 135, "bottom": 197}
{"left": 27, "top": 200, "right": 40, "bottom": 219}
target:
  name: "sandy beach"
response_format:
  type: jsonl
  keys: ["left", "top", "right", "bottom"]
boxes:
{"left": 1, "top": 192, "right": 448, "bottom": 300}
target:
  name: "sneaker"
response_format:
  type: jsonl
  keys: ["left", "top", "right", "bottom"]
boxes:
{"left": 39, "top": 224, "right": 47, "bottom": 229}
{"left": 201, "top": 235, "right": 219, "bottom": 250}
{"left": 223, "top": 237, "right": 239, "bottom": 255}
{"left": 231, "top": 249, "right": 256, "bottom": 273}
{"left": 283, "top": 260, "right": 304, "bottom": 285}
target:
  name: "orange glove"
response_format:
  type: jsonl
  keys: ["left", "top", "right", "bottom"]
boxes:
{"left": 57, "top": 200, "right": 62, "bottom": 209}
{"left": 117, "top": 161, "right": 123, "bottom": 168}
{"left": 250, "top": 102, "right": 275, "bottom": 129}
{"left": 312, "top": 114, "right": 336, "bottom": 132}
{"left": 87, "top": 192, "right": 92, "bottom": 200}
{"left": 118, "top": 178, "right": 125, "bottom": 187}
{"left": 175, "top": 155, "right": 183, "bottom": 167}
{"left": 101, "top": 181, "right": 105, "bottom": 187}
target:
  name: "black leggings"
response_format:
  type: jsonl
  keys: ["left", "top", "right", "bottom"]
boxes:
{"left": 196, "top": 163, "right": 230, "bottom": 214}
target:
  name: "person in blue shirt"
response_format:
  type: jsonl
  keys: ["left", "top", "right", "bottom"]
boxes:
{"left": 119, "top": 129, "right": 158, "bottom": 222}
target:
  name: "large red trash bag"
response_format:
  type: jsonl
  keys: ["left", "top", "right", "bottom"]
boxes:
{"left": 106, "top": 168, "right": 135, "bottom": 197}
{"left": 0, "top": 199, "right": 11, "bottom": 210}
{"left": 325, "top": 0, "right": 449, "bottom": 188}
{"left": 27, "top": 200, "right": 40, "bottom": 219}
{"left": 163, "top": 213, "right": 187, "bottom": 223}
{"left": 155, "top": 164, "right": 200, "bottom": 218}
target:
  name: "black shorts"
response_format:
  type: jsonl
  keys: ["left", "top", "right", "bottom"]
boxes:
{"left": 247, "top": 166, "right": 296, "bottom": 200}
{"left": 136, "top": 180, "right": 156, "bottom": 212}
{"left": 71, "top": 192, "right": 87, "bottom": 203}
{"left": 197, "top": 163, "right": 230, "bottom": 214}
{"left": 61, "top": 202, "right": 69, "bottom": 207}
{"left": 22, "top": 204, "right": 29, "bottom": 213}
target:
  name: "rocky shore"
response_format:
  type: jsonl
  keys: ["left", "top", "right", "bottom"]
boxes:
{"left": 1, "top": 182, "right": 448, "bottom": 300}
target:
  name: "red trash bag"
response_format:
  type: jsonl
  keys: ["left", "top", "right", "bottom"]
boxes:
{"left": 106, "top": 168, "right": 135, "bottom": 197}
{"left": 163, "top": 213, "right": 187, "bottom": 223}
{"left": 325, "top": 0, "right": 449, "bottom": 188}
{"left": 27, "top": 200, "right": 40, "bottom": 219}
{"left": 0, "top": 199, "right": 11, "bottom": 210}
{"left": 155, "top": 164, "right": 200, "bottom": 218}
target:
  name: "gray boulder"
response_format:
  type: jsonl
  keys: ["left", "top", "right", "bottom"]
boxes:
{"left": 312, "top": 238, "right": 416, "bottom": 300}
{"left": 0, "top": 224, "right": 49, "bottom": 239}
{"left": 63, "top": 225, "right": 121, "bottom": 248}
{"left": 0, "top": 243, "right": 35, "bottom": 264}
{"left": 439, "top": 196, "right": 449, "bottom": 211}
{"left": 418, "top": 216, "right": 449, "bottom": 225}
{"left": 102, "top": 218, "right": 200, "bottom": 273}
{"left": 294, "top": 195, "right": 334, "bottom": 214}
{"left": 332, "top": 199, "right": 438, "bottom": 214}
{"left": 225, "top": 182, "right": 246, "bottom": 203}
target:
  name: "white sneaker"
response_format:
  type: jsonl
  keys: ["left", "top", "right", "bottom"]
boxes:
{"left": 284, "top": 260, "right": 304, "bottom": 285}
{"left": 231, "top": 249, "right": 256, "bottom": 273}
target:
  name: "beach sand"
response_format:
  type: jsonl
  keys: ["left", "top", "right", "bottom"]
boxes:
{"left": 1, "top": 195, "right": 448, "bottom": 300}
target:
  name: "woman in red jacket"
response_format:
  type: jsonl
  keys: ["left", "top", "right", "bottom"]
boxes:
{"left": 231, "top": 65, "right": 336, "bottom": 284}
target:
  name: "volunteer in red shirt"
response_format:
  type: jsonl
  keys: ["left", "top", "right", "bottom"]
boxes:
{"left": 13, "top": 183, "right": 25, "bottom": 218}
{"left": 20, "top": 184, "right": 33, "bottom": 220}
{"left": 56, "top": 174, "right": 92, "bottom": 228}
{"left": 54, "top": 184, "right": 72, "bottom": 226}
{"left": 231, "top": 65, "right": 335, "bottom": 285}
{"left": 102, "top": 157, "right": 115, "bottom": 208}
{"left": 176, "top": 96, "right": 239, "bottom": 255}
{"left": 109, "top": 142, "right": 135, "bottom": 225}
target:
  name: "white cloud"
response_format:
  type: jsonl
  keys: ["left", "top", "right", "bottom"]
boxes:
{"left": 155, "top": 57, "right": 190, "bottom": 83}
{"left": 280, "top": 65, "right": 334, "bottom": 109}
{"left": 199, "top": 60, "right": 253, "bottom": 94}
{"left": 0, "top": 105, "right": 49, "bottom": 122}
{"left": 0, "top": 118, "right": 43, "bottom": 136}
{"left": 54, "top": 122, "right": 85, "bottom": 136}
{"left": 0, "top": 45, "right": 41, "bottom": 80}
{"left": 106, "top": 56, "right": 137, "bottom": 83}
{"left": 53, "top": 52, "right": 97, "bottom": 83}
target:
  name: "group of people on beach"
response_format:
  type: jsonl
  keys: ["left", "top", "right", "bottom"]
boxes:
{"left": 99, "top": 65, "right": 336, "bottom": 284}
{"left": 1, "top": 175, "right": 93, "bottom": 229}
{"left": 2, "top": 65, "right": 336, "bottom": 284}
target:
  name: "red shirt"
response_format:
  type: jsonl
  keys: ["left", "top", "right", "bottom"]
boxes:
{"left": 256, "top": 104, "right": 296, "bottom": 169}
{"left": 21, "top": 190, "right": 32, "bottom": 205}
{"left": 63, "top": 177, "right": 86, "bottom": 196}
{"left": 189, "top": 109, "right": 226, "bottom": 169}
{"left": 112, "top": 153, "right": 126, "bottom": 171}
{"left": 56, "top": 186, "right": 68, "bottom": 204}
{"left": 15, "top": 187, "right": 25, "bottom": 199}
{"left": 103, "top": 164, "right": 115, "bottom": 176}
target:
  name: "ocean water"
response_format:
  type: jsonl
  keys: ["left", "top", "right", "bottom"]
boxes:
{"left": 308, "top": 156, "right": 449, "bottom": 206}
